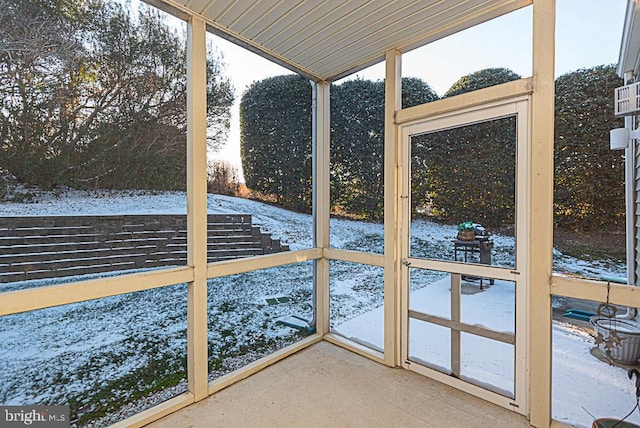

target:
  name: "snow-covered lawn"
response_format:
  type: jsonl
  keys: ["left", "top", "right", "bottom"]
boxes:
{"left": 335, "top": 276, "right": 640, "bottom": 427}
{"left": 0, "top": 190, "right": 635, "bottom": 427}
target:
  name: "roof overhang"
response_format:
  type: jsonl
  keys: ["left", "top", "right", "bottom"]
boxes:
{"left": 618, "top": 0, "right": 640, "bottom": 78}
{"left": 147, "top": 0, "right": 531, "bottom": 82}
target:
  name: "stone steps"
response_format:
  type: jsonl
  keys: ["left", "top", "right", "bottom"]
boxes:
{"left": 0, "top": 214, "right": 289, "bottom": 283}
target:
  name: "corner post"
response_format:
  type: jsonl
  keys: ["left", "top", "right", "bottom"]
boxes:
{"left": 312, "top": 81, "right": 331, "bottom": 335}
{"left": 529, "top": 0, "right": 555, "bottom": 425}
{"left": 186, "top": 15, "right": 209, "bottom": 401}
{"left": 384, "top": 50, "right": 402, "bottom": 366}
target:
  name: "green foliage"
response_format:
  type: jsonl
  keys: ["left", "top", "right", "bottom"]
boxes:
{"left": 0, "top": 176, "right": 8, "bottom": 201}
{"left": 402, "top": 77, "right": 440, "bottom": 109}
{"left": 444, "top": 67, "right": 521, "bottom": 97}
{"left": 331, "top": 77, "right": 438, "bottom": 220}
{"left": 240, "top": 66, "right": 624, "bottom": 231}
{"left": 412, "top": 68, "right": 520, "bottom": 228}
{"left": 240, "top": 75, "right": 437, "bottom": 217}
{"left": 330, "top": 79, "right": 385, "bottom": 219}
{"left": 554, "top": 64, "right": 624, "bottom": 230}
{"left": 240, "top": 75, "right": 312, "bottom": 212}
{"left": 0, "top": 0, "right": 234, "bottom": 191}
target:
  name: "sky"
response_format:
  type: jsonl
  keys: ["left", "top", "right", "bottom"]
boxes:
{"left": 205, "top": 0, "right": 628, "bottom": 172}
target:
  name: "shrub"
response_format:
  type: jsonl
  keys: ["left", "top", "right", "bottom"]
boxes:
{"left": 240, "top": 75, "right": 437, "bottom": 218}
{"left": 207, "top": 160, "right": 240, "bottom": 196}
{"left": 240, "top": 75, "right": 313, "bottom": 213}
{"left": 412, "top": 68, "right": 521, "bottom": 228}
{"left": 331, "top": 77, "right": 439, "bottom": 221}
{"left": 554, "top": 64, "right": 625, "bottom": 231}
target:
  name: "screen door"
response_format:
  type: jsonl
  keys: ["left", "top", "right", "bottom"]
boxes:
{"left": 400, "top": 98, "right": 529, "bottom": 414}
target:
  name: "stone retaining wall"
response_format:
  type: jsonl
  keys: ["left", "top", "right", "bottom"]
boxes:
{"left": 0, "top": 214, "right": 288, "bottom": 283}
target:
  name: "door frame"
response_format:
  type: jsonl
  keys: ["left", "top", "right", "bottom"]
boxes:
{"left": 398, "top": 96, "right": 530, "bottom": 415}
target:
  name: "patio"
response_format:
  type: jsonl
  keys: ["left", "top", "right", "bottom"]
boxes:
{"left": 147, "top": 341, "right": 530, "bottom": 428}
{"left": 4, "top": 1, "right": 640, "bottom": 427}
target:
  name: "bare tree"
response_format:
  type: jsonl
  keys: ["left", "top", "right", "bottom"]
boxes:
{"left": 0, "top": 0, "right": 234, "bottom": 190}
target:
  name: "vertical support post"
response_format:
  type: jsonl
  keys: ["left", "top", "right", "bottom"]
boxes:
{"left": 451, "top": 274, "right": 461, "bottom": 377}
{"left": 529, "top": 1, "right": 555, "bottom": 426}
{"left": 384, "top": 50, "right": 402, "bottom": 366}
{"left": 312, "top": 81, "right": 331, "bottom": 336}
{"left": 186, "top": 15, "right": 209, "bottom": 402}
{"left": 624, "top": 71, "right": 636, "bottom": 286}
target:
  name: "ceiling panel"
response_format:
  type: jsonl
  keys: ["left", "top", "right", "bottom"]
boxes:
{"left": 251, "top": 1, "right": 325, "bottom": 46}
{"left": 232, "top": 1, "right": 284, "bottom": 34}
{"left": 216, "top": 1, "right": 258, "bottom": 27}
{"left": 293, "top": 0, "right": 453, "bottom": 67}
{"left": 161, "top": 0, "right": 531, "bottom": 81}
{"left": 307, "top": 0, "right": 494, "bottom": 71}
{"left": 201, "top": 0, "right": 236, "bottom": 20}
{"left": 183, "top": 0, "right": 211, "bottom": 14}
{"left": 241, "top": 0, "right": 306, "bottom": 40}
{"left": 286, "top": 0, "right": 414, "bottom": 63}
{"left": 274, "top": 0, "right": 372, "bottom": 54}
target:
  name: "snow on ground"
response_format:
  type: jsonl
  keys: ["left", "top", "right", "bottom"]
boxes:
{"left": 0, "top": 189, "right": 635, "bottom": 427}
{"left": 335, "top": 276, "right": 640, "bottom": 427}
{"left": 553, "top": 322, "right": 640, "bottom": 427}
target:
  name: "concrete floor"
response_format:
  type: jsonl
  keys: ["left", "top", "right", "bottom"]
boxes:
{"left": 148, "top": 341, "right": 531, "bottom": 428}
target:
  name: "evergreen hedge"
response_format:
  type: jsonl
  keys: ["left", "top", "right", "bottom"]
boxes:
{"left": 240, "top": 66, "right": 626, "bottom": 231}
{"left": 554, "top": 64, "right": 625, "bottom": 230}
{"left": 240, "top": 75, "right": 313, "bottom": 212}
{"left": 412, "top": 68, "right": 521, "bottom": 228}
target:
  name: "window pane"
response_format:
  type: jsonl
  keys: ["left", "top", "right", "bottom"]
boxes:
{"left": 552, "top": 0, "right": 627, "bottom": 282}
{"left": 330, "top": 261, "right": 384, "bottom": 352}
{"left": 460, "top": 333, "right": 514, "bottom": 398}
{"left": 552, "top": 296, "right": 640, "bottom": 426}
{"left": 409, "top": 320, "right": 451, "bottom": 373}
{"left": 407, "top": 268, "right": 451, "bottom": 372}
{"left": 0, "top": 284, "right": 187, "bottom": 426}
{"left": 330, "top": 78, "right": 384, "bottom": 249}
{"left": 461, "top": 279, "right": 516, "bottom": 334}
{"left": 410, "top": 116, "right": 517, "bottom": 269}
{"left": 207, "top": 262, "right": 314, "bottom": 381}
{"left": 408, "top": 269, "right": 515, "bottom": 397}
{"left": 0, "top": 1, "right": 189, "bottom": 291}
{"left": 235, "top": 72, "right": 313, "bottom": 248}
{"left": 402, "top": 7, "right": 532, "bottom": 97}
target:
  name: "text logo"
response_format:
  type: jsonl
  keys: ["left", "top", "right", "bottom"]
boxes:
{"left": 0, "top": 406, "right": 69, "bottom": 428}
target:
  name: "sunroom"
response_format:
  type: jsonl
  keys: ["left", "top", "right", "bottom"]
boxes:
{"left": 1, "top": 0, "right": 635, "bottom": 427}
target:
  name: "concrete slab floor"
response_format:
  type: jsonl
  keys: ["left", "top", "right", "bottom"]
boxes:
{"left": 148, "top": 341, "right": 531, "bottom": 428}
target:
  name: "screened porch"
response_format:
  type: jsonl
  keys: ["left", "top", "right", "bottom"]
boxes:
{"left": 2, "top": 1, "right": 637, "bottom": 428}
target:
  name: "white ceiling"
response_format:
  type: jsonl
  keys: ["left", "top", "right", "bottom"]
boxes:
{"left": 152, "top": 0, "right": 531, "bottom": 82}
